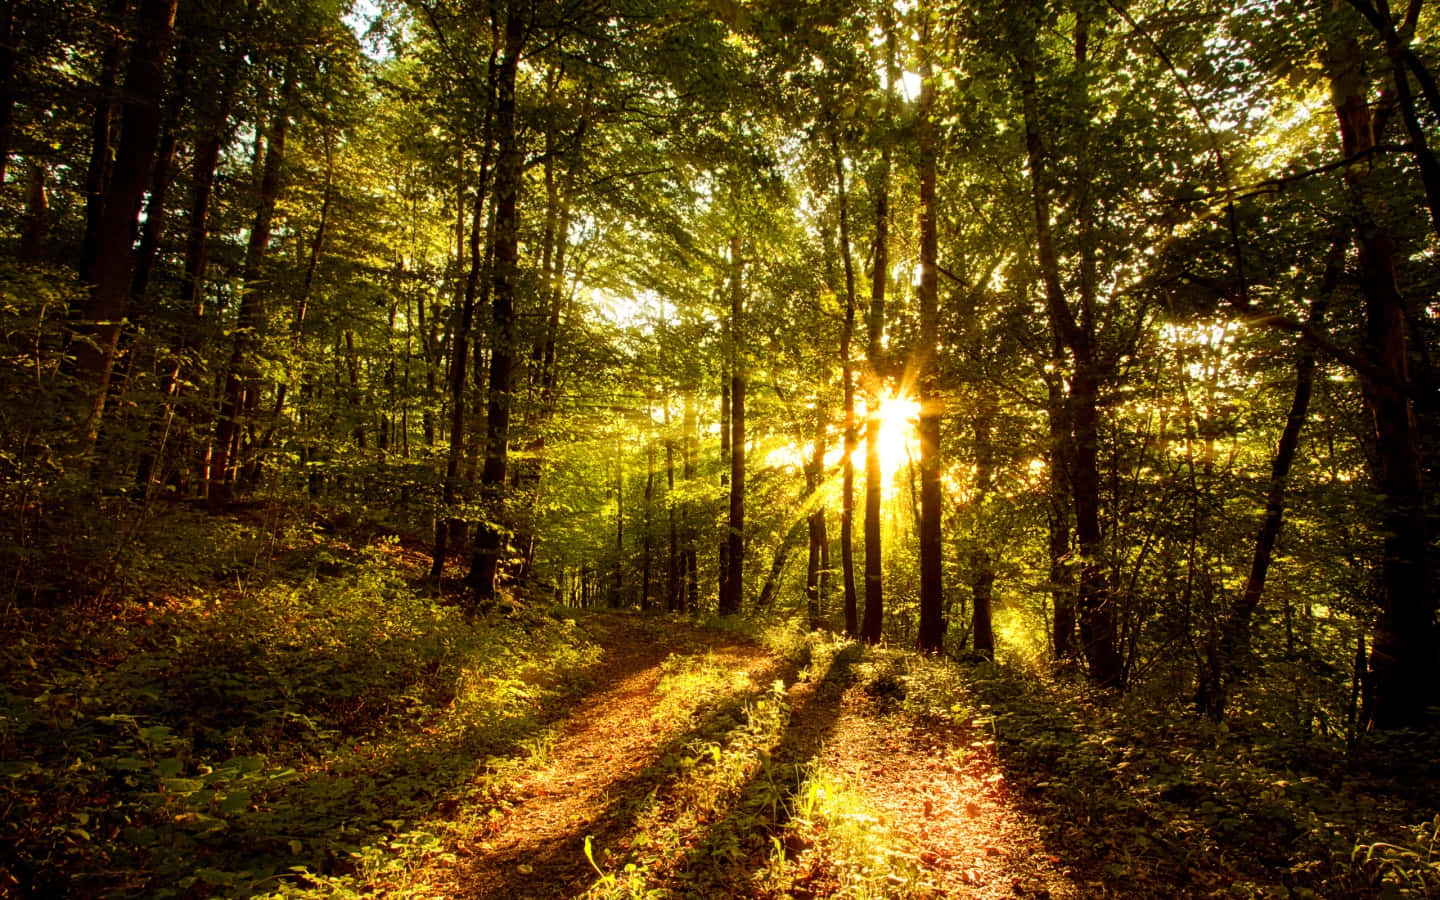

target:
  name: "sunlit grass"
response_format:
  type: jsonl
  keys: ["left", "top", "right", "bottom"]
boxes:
{"left": 767, "top": 765, "right": 927, "bottom": 899}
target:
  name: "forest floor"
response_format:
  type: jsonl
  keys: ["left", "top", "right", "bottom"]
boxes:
{"left": 3, "top": 503, "right": 1438, "bottom": 899}
{"left": 416, "top": 612, "right": 1076, "bottom": 899}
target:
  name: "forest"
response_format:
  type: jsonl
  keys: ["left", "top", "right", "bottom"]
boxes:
{"left": 2, "top": 0, "right": 1440, "bottom": 895}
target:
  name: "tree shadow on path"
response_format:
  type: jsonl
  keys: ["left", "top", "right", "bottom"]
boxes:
{"left": 445, "top": 615, "right": 800, "bottom": 899}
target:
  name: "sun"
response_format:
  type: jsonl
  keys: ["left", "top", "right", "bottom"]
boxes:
{"left": 861, "top": 390, "right": 920, "bottom": 488}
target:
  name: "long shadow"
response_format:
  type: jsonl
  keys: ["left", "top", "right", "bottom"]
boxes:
{"left": 468, "top": 639, "right": 862, "bottom": 899}
{"left": 954, "top": 664, "right": 1372, "bottom": 898}
{"left": 452, "top": 635, "right": 810, "bottom": 898}
{"left": 657, "top": 643, "right": 862, "bottom": 895}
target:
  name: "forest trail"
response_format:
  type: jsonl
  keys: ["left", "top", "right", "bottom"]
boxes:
{"left": 422, "top": 613, "right": 1080, "bottom": 899}
{"left": 439, "top": 614, "right": 784, "bottom": 898}
{"left": 778, "top": 679, "right": 1077, "bottom": 899}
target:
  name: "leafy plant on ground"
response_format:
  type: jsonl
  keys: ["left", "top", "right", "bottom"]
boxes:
{"left": 0, "top": 508, "right": 600, "bottom": 898}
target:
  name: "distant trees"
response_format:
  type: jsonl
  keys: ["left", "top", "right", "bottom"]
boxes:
{"left": 1, "top": 0, "right": 1436, "bottom": 731}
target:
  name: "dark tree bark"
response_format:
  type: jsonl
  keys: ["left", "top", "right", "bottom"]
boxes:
{"left": 719, "top": 235, "right": 746, "bottom": 616}
{"left": 1018, "top": 23, "right": 1121, "bottom": 687}
{"left": 18, "top": 159, "right": 47, "bottom": 264}
{"left": 1322, "top": 19, "right": 1435, "bottom": 729}
{"left": 860, "top": 9, "right": 896, "bottom": 645}
{"left": 71, "top": 0, "right": 178, "bottom": 453}
{"left": 915, "top": 14, "right": 945, "bottom": 653}
{"left": 806, "top": 407, "right": 829, "bottom": 631}
{"left": 1196, "top": 238, "right": 1340, "bottom": 720}
{"left": 209, "top": 77, "right": 290, "bottom": 505}
{"left": 682, "top": 390, "right": 699, "bottom": 611}
{"left": 0, "top": 0, "right": 18, "bottom": 188}
{"left": 832, "top": 131, "right": 860, "bottom": 639}
{"left": 1047, "top": 373, "right": 1078, "bottom": 659}
{"left": 78, "top": 0, "right": 130, "bottom": 284}
{"left": 430, "top": 117, "right": 497, "bottom": 581}
{"left": 469, "top": 7, "right": 528, "bottom": 605}
{"left": 719, "top": 372, "right": 730, "bottom": 602}
{"left": 666, "top": 401, "right": 681, "bottom": 612}
{"left": 134, "top": 83, "right": 234, "bottom": 496}
{"left": 612, "top": 450, "right": 624, "bottom": 607}
{"left": 971, "top": 399, "right": 997, "bottom": 659}
{"left": 128, "top": 123, "right": 174, "bottom": 303}
{"left": 642, "top": 435, "right": 655, "bottom": 610}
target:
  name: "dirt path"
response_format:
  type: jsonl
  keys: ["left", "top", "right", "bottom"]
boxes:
{"left": 443, "top": 614, "right": 781, "bottom": 899}
{"left": 419, "top": 616, "right": 1079, "bottom": 899}
{"left": 797, "top": 686, "right": 1077, "bottom": 898}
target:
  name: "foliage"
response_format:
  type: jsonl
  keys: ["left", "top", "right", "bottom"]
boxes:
{"left": 0, "top": 507, "right": 599, "bottom": 898}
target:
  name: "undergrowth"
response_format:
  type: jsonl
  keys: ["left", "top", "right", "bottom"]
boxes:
{"left": 0, "top": 505, "right": 598, "bottom": 899}
{"left": 898, "top": 654, "right": 1440, "bottom": 898}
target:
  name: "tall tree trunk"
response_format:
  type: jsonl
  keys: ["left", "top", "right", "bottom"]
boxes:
{"left": 0, "top": 0, "right": 18, "bottom": 188}
{"left": 860, "top": 9, "right": 896, "bottom": 645}
{"left": 642, "top": 434, "right": 655, "bottom": 611}
{"left": 469, "top": 8, "right": 528, "bottom": 605}
{"left": 613, "top": 445, "right": 624, "bottom": 607}
{"left": 682, "top": 389, "right": 699, "bottom": 611}
{"left": 832, "top": 132, "right": 860, "bottom": 638}
{"left": 1018, "top": 27, "right": 1121, "bottom": 686}
{"left": 806, "top": 407, "right": 828, "bottom": 631}
{"left": 431, "top": 51, "right": 499, "bottom": 583}
{"left": 719, "top": 372, "right": 730, "bottom": 602}
{"left": 1047, "top": 372, "right": 1078, "bottom": 658}
{"left": 1323, "top": 19, "right": 1435, "bottom": 729}
{"left": 251, "top": 129, "right": 334, "bottom": 482}
{"left": 209, "top": 79, "right": 290, "bottom": 505}
{"left": 971, "top": 397, "right": 997, "bottom": 658}
{"left": 135, "top": 101, "right": 230, "bottom": 495}
{"left": 129, "top": 64, "right": 187, "bottom": 306}
{"left": 719, "top": 235, "right": 746, "bottom": 616}
{"left": 757, "top": 517, "right": 806, "bottom": 609}
{"left": 19, "top": 159, "right": 47, "bottom": 264}
{"left": 915, "top": 11, "right": 945, "bottom": 652}
{"left": 666, "top": 400, "right": 681, "bottom": 612}
{"left": 77, "top": 0, "right": 130, "bottom": 284}
{"left": 1196, "top": 239, "right": 1339, "bottom": 720}
{"left": 71, "top": 0, "right": 177, "bottom": 454}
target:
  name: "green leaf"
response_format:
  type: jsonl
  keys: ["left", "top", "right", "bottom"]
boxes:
{"left": 161, "top": 777, "right": 206, "bottom": 794}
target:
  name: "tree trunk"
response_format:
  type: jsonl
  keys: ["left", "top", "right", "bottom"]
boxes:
{"left": 71, "top": 0, "right": 178, "bottom": 453}
{"left": 1196, "top": 240, "right": 1338, "bottom": 720}
{"left": 0, "top": 0, "right": 18, "bottom": 188}
{"left": 757, "top": 517, "right": 806, "bottom": 610}
{"left": 1018, "top": 28, "right": 1121, "bottom": 686}
{"left": 430, "top": 127, "right": 496, "bottom": 581}
{"left": 832, "top": 132, "right": 861, "bottom": 638}
{"left": 971, "top": 400, "right": 997, "bottom": 658}
{"left": 860, "top": 9, "right": 896, "bottom": 645}
{"left": 612, "top": 450, "right": 624, "bottom": 607}
{"left": 642, "top": 434, "right": 655, "bottom": 611}
{"left": 682, "top": 390, "right": 699, "bottom": 611}
{"left": 719, "top": 235, "right": 746, "bottom": 616}
{"left": 806, "top": 407, "right": 828, "bottom": 631}
{"left": 915, "top": 12, "right": 945, "bottom": 652}
{"left": 1047, "top": 373, "right": 1078, "bottom": 659}
{"left": 77, "top": 0, "right": 130, "bottom": 284}
{"left": 135, "top": 100, "right": 230, "bottom": 496}
{"left": 19, "top": 159, "right": 48, "bottom": 264}
{"left": 469, "top": 8, "right": 528, "bottom": 605}
{"left": 666, "top": 401, "right": 681, "bottom": 612}
{"left": 719, "top": 371, "right": 730, "bottom": 603}
{"left": 1322, "top": 22, "right": 1436, "bottom": 729}
{"left": 209, "top": 79, "right": 290, "bottom": 505}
